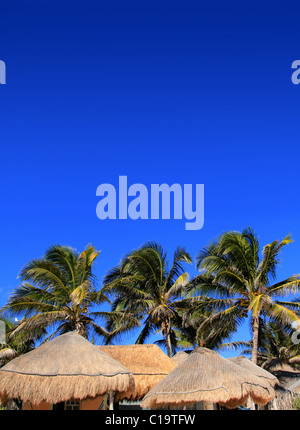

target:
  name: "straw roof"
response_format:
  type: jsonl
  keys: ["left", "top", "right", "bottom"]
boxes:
{"left": 140, "top": 347, "right": 276, "bottom": 410}
{"left": 227, "top": 356, "right": 278, "bottom": 388}
{"left": 263, "top": 384, "right": 297, "bottom": 410}
{"left": 0, "top": 332, "right": 135, "bottom": 405}
{"left": 262, "top": 358, "right": 297, "bottom": 373}
{"left": 99, "top": 344, "right": 176, "bottom": 401}
{"left": 271, "top": 369, "right": 300, "bottom": 390}
{"left": 252, "top": 367, "right": 300, "bottom": 410}
{"left": 172, "top": 351, "right": 189, "bottom": 365}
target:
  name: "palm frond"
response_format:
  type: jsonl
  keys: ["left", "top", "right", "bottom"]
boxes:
{"left": 257, "top": 234, "right": 293, "bottom": 283}
{"left": 268, "top": 275, "right": 300, "bottom": 297}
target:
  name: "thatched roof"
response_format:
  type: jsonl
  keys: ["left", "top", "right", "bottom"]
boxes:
{"left": 262, "top": 358, "right": 297, "bottom": 373}
{"left": 264, "top": 384, "right": 297, "bottom": 410}
{"left": 172, "top": 351, "right": 188, "bottom": 365}
{"left": 227, "top": 356, "right": 278, "bottom": 387}
{"left": 271, "top": 369, "right": 300, "bottom": 390}
{"left": 99, "top": 344, "right": 176, "bottom": 401}
{"left": 140, "top": 347, "right": 276, "bottom": 410}
{"left": 0, "top": 332, "right": 135, "bottom": 405}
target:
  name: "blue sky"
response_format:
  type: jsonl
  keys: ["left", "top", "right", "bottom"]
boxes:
{"left": 1, "top": 0, "right": 300, "bottom": 357}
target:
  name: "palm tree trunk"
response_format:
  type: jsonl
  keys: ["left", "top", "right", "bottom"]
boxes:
{"left": 162, "top": 318, "right": 173, "bottom": 358}
{"left": 165, "top": 331, "right": 172, "bottom": 358}
{"left": 251, "top": 314, "right": 260, "bottom": 365}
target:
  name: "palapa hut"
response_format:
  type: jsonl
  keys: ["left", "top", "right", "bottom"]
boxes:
{"left": 0, "top": 332, "right": 135, "bottom": 410}
{"left": 265, "top": 372, "right": 300, "bottom": 410}
{"left": 172, "top": 351, "right": 188, "bottom": 365}
{"left": 227, "top": 356, "right": 279, "bottom": 410}
{"left": 140, "top": 347, "right": 276, "bottom": 410}
{"left": 271, "top": 369, "right": 300, "bottom": 388}
{"left": 262, "top": 358, "right": 299, "bottom": 373}
{"left": 99, "top": 344, "right": 176, "bottom": 402}
{"left": 257, "top": 362, "right": 300, "bottom": 410}
{"left": 227, "top": 356, "right": 278, "bottom": 388}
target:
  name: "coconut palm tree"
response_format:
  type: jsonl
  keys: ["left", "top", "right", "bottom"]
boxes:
{"left": 192, "top": 227, "right": 300, "bottom": 364}
{"left": 0, "top": 317, "right": 44, "bottom": 365}
{"left": 241, "top": 320, "right": 300, "bottom": 371}
{"left": 0, "top": 244, "right": 109, "bottom": 342}
{"left": 177, "top": 304, "right": 246, "bottom": 351}
{"left": 102, "top": 242, "right": 192, "bottom": 358}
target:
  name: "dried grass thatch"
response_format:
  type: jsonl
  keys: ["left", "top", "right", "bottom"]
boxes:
{"left": 259, "top": 369, "right": 300, "bottom": 410}
{"left": 172, "top": 351, "right": 188, "bottom": 365}
{"left": 262, "top": 358, "right": 297, "bottom": 373}
{"left": 261, "top": 385, "right": 297, "bottom": 410}
{"left": 99, "top": 344, "right": 176, "bottom": 401}
{"left": 227, "top": 356, "right": 278, "bottom": 388}
{"left": 0, "top": 332, "right": 135, "bottom": 405}
{"left": 140, "top": 347, "right": 276, "bottom": 410}
{"left": 271, "top": 369, "right": 300, "bottom": 390}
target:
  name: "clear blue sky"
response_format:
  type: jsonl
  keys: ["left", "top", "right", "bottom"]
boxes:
{"left": 1, "top": 0, "right": 300, "bottom": 357}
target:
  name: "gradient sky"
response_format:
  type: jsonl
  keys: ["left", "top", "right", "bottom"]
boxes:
{"left": 1, "top": 0, "right": 300, "bottom": 356}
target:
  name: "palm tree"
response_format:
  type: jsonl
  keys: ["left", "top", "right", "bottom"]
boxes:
{"left": 102, "top": 242, "right": 192, "bottom": 358}
{"left": 178, "top": 304, "right": 246, "bottom": 351}
{"left": 241, "top": 320, "right": 300, "bottom": 371}
{"left": 192, "top": 227, "right": 300, "bottom": 364}
{"left": 0, "top": 244, "right": 109, "bottom": 342}
{"left": 0, "top": 317, "right": 43, "bottom": 365}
